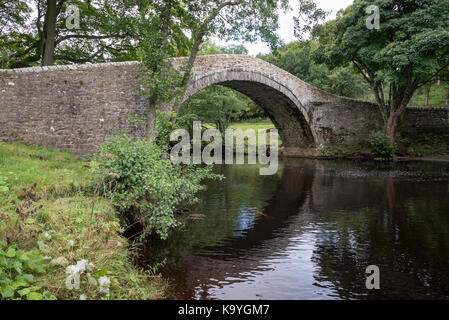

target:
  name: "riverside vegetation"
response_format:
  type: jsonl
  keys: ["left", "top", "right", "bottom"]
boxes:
{"left": 0, "top": 137, "right": 218, "bottom": 300}
{"left": 1, "top": 119, "right": 448, "bottom": 300}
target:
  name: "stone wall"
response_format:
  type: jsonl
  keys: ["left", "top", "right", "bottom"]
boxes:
{"left": 1, "top": 56, "right": 448, "bottom": 157}
{"left": 401, "top": 107, "right": 449, "bottom": 135}
{"left": 0, "top": 62, "right": 148, "bottom": 156}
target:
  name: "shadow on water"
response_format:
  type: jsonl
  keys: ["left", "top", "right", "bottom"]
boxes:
{"left": 143, "top": 159, "right": 449, "bottom": 300}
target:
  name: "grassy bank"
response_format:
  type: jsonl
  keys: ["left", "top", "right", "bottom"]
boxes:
{"left": 0, "top": 141, "right": 166, "bottom": 300}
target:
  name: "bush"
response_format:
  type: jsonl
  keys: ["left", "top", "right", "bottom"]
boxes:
{"left": 93, "top": 134, "right": 221, "bottom": 240}
{"left": 368, "top": 132, "right": 398, "bottom": 159}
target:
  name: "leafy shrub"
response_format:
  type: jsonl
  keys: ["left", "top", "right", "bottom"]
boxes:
{"left": 0, "top": 242, "right": 52, "bottom": 300}
{"left": 368, "top": 132, "right": 398, "bottom": 159}
{"left": 93, "top": 134, "right": 221, "bottom": 240}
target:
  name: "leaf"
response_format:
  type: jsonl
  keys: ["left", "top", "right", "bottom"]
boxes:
{"left": 0, "top": 285, "right": 14, "bottom": 298}
{"left": 94, "top": 269, "right": 108, "bottom": 278}
{"left": 22, "top": 274, "right": 34, "bottom": 283}
{"left": 5, "top": 247, "right": 16, "bottom": 258}
{"left": 27, "top": 292, "right": 43, "bottom": 300}
{"left": 18, "top": 288, "right": 31, "bottom": 296}
{"left": 12, "top": 276, "right": 28, "bottom": 289}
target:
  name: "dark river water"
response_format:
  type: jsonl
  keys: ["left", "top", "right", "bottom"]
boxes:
{"left": 145, "top": 159, "right": 449, "bottom": 300}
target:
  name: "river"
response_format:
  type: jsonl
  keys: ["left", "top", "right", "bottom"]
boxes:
{"left": 145, "top": 159, "right": 449, "bottom": 300}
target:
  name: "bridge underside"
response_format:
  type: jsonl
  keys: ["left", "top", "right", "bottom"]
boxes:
{"left": 219, "top": 81, "right": 315, "bottom": 149}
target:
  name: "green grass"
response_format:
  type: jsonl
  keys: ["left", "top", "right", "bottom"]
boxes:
{"left": 202, "top": 119, "right": 280, "bottom": 154}
{"left": 0, "top": 141, "right": 166, "bottom": 300}
{"left": 358, "top": 83, "right": 449, "bottom": 107}
{"left": 409, "top": 83, "right": 449, "bottom": 107}
{"left": 229, "top": 119, "right": 280, "bottom": 153}
{"left": 228, "top": 119, "right": 276, "bottom": 131}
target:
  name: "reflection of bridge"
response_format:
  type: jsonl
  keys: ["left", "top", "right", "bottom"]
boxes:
{"left": 169, "top": 160, "right": 387, "bottom": 299}
{"left": 1, "top": 55, "right": 448, "bottom": 156}
{"left": 168, "top": 160, "right": 449, "bottom": 300}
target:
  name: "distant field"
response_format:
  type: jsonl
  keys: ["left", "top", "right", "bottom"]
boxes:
{"left": 359, "top": 83, "right": 449, "bottom": 107}
{"left": 230, "top": 119, "right": 280, "bottom": 152}
{"left": 229, "top": 119, "right": 275, "bottom": 131}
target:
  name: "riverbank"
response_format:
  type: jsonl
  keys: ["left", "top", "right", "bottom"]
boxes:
{"left": 0, "top": 141, "right": 166, "bottom": 300}
{"left": 230, "top": 120, "right": 449, "bottom": 160}
{"left": 318, "top": 132, "right": 449, "bottom": 161}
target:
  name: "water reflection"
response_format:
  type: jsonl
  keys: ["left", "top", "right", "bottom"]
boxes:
{"left": 145, "top": 159, "right": 449, "bottom": 300}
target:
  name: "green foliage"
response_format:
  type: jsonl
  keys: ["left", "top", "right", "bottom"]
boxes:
{"left": 0, "top": 242, "right": 51, "bottom": 300}
{"left": 93, "top": 134, "right": 222, "bottom": 240}
{"left": 199, "top": 41, "right": 248, "bottom": 55}
{"left": 368, "top": 132, "right": 398, "bottom": 159}
{"left": 179, "top": 85, "right": 258, "bottom": 134}
{"left": 259, "top": 41, "right": 369, "bottom": 98}
{"left": 0, "top": 141, "right": 166, "bottom": 300}
{"left": 313, "top": 0, "right": 449, "bottom": 139}
{"left": 401, "top": 132, "right": 449, "bottom": 157}
{"left": 1, "top": 0, "right": 138, "bottom": 68}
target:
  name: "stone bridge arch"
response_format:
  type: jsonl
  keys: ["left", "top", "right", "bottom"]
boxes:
{"left": 180, "top": 68, "right": 315, "bottom": 149}
{"left": 169, "top": 54, "right": 381, "bottom": 156}
{"left": 1, "top": 54, "right": 448, "bottom": 157}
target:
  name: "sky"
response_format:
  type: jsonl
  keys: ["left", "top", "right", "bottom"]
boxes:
{"left": 215, "top": 0, "right": 354, "bottom": 56}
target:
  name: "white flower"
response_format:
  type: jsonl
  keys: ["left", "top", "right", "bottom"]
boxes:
{"left": 98, "top": 276, "right": 111, "bottom": 294}
{"left": 43, "top": 232, "right": 52, "bottom": 240}
{"left": 68, "top": 240, "right": 75, "bottom": 247}
{"left": 79, "top": 295, "right": 87, "bottom": 300}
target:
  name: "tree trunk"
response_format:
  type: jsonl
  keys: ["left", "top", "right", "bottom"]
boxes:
{"left": 170, "top": 37, "right": 203, "bottom": 127}
{"left": 446, "top": 89, "right": 449, "bottom": 106}
{"left": 146, "top": 98, "right": 157, "bottom": 141}
{"left": 385, "top": 112, "right": 399, "bottom": 144}
{"left": 385, "top": 85, "right": 416, "bottom": 144}
{"left": 425, "top": 82, "right": 431, "bottom": 107}
{"left": 41, "top": 0, "right": 58, "bottom": 66}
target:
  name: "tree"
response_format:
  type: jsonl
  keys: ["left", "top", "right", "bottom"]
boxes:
{"left": 179, "top": 85, "right": 249, "bottom": 134}
{"left": 260, "top": 41, "right": 369, "bottom": 98}
{"left": 137, "top": 0, "right": 290, "bottom": 140}
{"left": 169, "top": 0, "right": 290, "bottom": 126}
{"left": 313, "top": 0, "right": 449, "bottom": 143}
{"left": 0, "top": 1, "right": 30, "bottom": 35}
{"left": 1, "top": 0, "right": 137, "bottom": 67}
{"left": 177, "top": 42, "right": 264, "bottom": 134}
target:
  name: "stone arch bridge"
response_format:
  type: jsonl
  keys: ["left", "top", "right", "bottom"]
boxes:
{"left": 1, "top": 55, "right": 448, "bottom": 156}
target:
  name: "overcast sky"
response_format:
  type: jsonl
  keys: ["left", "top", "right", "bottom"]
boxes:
{"left": 215, "top": 0, "right": 354, "bottom": 55}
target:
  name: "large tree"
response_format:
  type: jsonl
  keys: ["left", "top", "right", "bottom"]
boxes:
{"left": 1, "top": 0, "right": 136, "bottom": 67}
{"left": 313, "top": 0, "right": 449, "bottom": 143}
{"left": 137, "top": 0, "right": 290, "bottom": 139}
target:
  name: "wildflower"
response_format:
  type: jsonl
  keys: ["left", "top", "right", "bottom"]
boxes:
{"left": 43, "top": 232, "right": 52, "bottom": 240}
{"left": 98, "top": 276, "right": 111, "bottom": 294}
{"left": 68, "top": 240, "right": 75, "bottom": 247}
